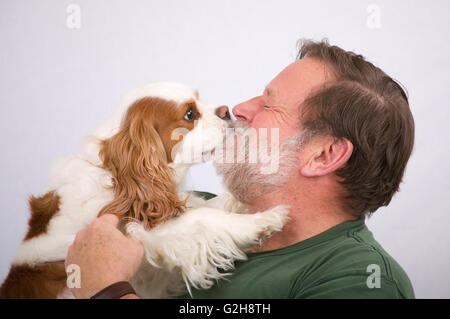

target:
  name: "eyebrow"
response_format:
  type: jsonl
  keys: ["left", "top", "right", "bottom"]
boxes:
{"left": 263, "top": 87, "right": 278, "bottom": 103}
{"left": 264, "top": 87, "right": 276, "bottom": 98}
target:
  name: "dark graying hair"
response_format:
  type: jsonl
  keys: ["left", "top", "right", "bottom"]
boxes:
{"left": 297, "top": 39, "right": 415, "bottom": 217}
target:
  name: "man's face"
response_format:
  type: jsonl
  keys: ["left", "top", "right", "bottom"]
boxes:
{"left": 215, "top": 57, "right": 333, "bottom": 204}
{"left": 232, "top": 57, "right": 332, "bottom": 142}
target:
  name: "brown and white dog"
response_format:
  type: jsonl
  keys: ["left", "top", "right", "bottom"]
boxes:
{"left": 0, "top": 82, "right": 288, "bottom": 298}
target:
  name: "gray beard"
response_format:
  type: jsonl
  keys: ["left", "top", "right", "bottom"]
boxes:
{"left": 213, "top": 124, "right": 309, "bottom": 205}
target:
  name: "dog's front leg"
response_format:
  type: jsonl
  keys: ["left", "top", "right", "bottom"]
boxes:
{"left": 216, "top": 204, "right": 290, "bottom": 251}
{"left": 202, "top": 191, "right": 248, "bottom": 213}
{"left": 125, "top": 205, "right": 289, "bottom": 295}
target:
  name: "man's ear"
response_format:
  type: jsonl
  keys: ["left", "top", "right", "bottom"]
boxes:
{"left": 300, "top": 136, "right": 353, "bottom": 177}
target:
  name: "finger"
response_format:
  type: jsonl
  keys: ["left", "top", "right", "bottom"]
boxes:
{"left": 65, "top": 244, "right": 73, "bottom": 268}
{"left": 74, "top": 229, "right": 85, "bottom": 243}
{"left": 97, "top": 213, "right": 120, "bottom": 227}
{"left": 128, "top": 237, "right": 145, "bottom": 258}
{"left": 128, "top": 235, "right": 144, "bottom": 247}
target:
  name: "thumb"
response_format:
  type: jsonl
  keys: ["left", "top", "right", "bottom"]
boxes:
{"left": 98, "top": 213, "right": 120, "bottom": 227}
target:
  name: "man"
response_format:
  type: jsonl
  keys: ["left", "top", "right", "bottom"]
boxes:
{"left": 66, "top": 40, "right": 415, "bottom": 299}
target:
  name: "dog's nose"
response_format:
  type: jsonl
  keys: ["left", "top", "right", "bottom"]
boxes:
{"left": 215, "top": 105, "right": 231, "bottom": 120}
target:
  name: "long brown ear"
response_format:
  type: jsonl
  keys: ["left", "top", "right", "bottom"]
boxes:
{"left": 98, "top": 99, "right": 185, "bottom": 229}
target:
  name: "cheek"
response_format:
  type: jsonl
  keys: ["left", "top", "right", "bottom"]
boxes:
{"left": 160, "top": 133, "right": 176, "bottom": 163}
{"left": 251, "top": 111, "right": 276, "bottom": 129}
{"left": 162, "top": 122, "right": 195, "bottom": 161}
{"left": 251, "top": 111, "right": 298, "bottom": 142}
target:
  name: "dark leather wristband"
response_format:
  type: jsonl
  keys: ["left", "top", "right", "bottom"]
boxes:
{"left": 90, "top": 281, "right": 136, "bottom": 299}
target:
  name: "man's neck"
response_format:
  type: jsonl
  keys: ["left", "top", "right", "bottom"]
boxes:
{"left": 246, "top": 186, "right": 357, "bottom": 253}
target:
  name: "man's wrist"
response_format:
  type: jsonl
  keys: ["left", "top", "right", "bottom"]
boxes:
{"left": 89, "top": 281, "right": 136, "bottom": 299}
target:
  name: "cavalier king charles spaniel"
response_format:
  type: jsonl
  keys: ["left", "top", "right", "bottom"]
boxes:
{"left": 0, "top": 82, "right": 288, "bottom": 298}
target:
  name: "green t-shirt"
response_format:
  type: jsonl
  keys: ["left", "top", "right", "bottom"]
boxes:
{"left": 184, "top": 218, "right": 415, "bottom": 299}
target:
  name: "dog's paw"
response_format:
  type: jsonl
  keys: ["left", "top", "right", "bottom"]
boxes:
{"left": 222, "top": 192, "right": 248, "bottom": 213}
{"left": 255, "top": 205, "right": 290, "bottom": 243}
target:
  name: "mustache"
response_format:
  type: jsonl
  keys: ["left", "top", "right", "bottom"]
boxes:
{"left": 230, "top": 120, "right": 250, "bottom": 130}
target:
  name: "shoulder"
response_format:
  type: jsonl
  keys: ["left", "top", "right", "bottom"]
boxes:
{"left": 292, "top": 227, "right": 415, "bottom": 299}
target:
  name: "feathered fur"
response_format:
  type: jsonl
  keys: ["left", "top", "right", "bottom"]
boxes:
{"left": 0, "top": 82, "right": 289, "bottom": 299}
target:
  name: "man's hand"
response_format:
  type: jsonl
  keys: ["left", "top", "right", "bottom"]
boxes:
{"left": 65, "top": 214, "right": 144, "bottom": 299}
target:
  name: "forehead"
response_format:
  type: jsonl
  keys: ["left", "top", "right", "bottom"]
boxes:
{"left": 265, "top": 57, "right": 332, "bottom": 105}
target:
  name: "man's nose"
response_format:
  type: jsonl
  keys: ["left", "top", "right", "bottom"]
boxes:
{"left": 215, "top": 105, "right": 231, "bottom": 120}
{"left": 232, "top": 100, "right": 257, "bottom": 123}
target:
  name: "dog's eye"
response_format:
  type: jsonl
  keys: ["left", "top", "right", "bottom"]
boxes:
{"left": 184, "top": 109, "right": 195, "bottom": 122}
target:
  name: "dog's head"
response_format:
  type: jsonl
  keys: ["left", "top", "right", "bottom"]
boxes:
{"left": 97, "top": 82, "right": 230, "bottom": 229}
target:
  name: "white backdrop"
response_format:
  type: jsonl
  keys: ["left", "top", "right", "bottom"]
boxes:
{"left": 1, "top": 0, "right": 449, "bottom": 298}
